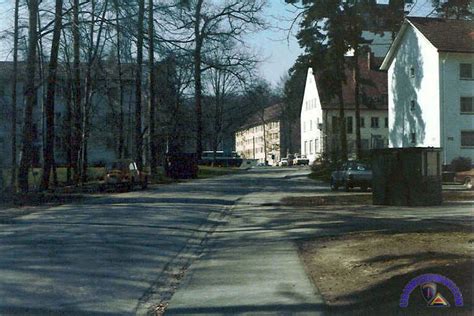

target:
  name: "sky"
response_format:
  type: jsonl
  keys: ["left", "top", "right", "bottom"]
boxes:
{"left": 0, "top": 0, "right": 436, "bottom": 86}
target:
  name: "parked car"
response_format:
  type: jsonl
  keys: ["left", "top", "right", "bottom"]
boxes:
{"left": 294, "top": 155, "right": 310, "bottom": 166}
{"left": 279, "top": 158, "right": 289, "bottom": 166}
{"left": 104, "top": 159, "right": 148, "bottom": 190}
{"left": 454, "top": 169, "right": 473, "bottom": 189}
{"left": 330, "top": 161, "right": 372, "bottom": 191}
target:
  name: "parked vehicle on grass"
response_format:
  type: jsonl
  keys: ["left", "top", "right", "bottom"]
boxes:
{"left": 104, "top": 160, "right": 148, "bottom": 190}
{"left": 330, "top": 161, "right": 372, "bottom": 191}
{"left": 294, "top": 155, "right": 309, "bottom": 166}
{"left": 454, "top": 169, "right": 473, "bottom": 189}
{"left": 279, "top": 158, "right": 289, "bottom": 166}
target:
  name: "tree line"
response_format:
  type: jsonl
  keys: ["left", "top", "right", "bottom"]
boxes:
{"left": 2, "top": 0, "right": 271, "bottom": 192}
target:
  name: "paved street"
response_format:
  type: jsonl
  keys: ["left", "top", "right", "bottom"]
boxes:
{"left": 0, "top": 167, "right": 321, "bottom": 315}
{"left": 1, "top": 167, "right": 472, "bottom": 315}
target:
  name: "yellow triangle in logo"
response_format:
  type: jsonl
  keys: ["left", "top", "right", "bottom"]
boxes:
{"left": 428, "top": 293, "right": 450, "bottom": 307}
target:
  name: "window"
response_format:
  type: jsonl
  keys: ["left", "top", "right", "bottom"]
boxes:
{"left": 461, "top": 97, "right": 473, "bottom": 113}
{"left": 461, "top": 131, "right": 474, "bottom": 147}
{"left": 303, "top": 121, "right": 306, "bottom": 132}
{"left": 304, "top": 141, "right": 308, "bottom": 155}
{"left": 371, "top": 117, "right": 379, "bottom": 128}
{"left": 315, "top": 138, "right": 319, "bottom": 153}
{"left": 310, "top": 120, "right": 313, "bottom": 131}
{"left": 410, "top": 67, "right": 415, "bottom": 77}
{"left": 361, "top": 139, "right": 369, "bottom": 149}
{"left": 309, "top": 140, "right": 313, "bottom": 154}
{"left": 385, "top": 117, "right": 389, "bottom": 128}
{"left": 347, "top": 116, "right": 353, "bottom": 134}
{"left": 410, "top": 100, "right": 416, "bottom": 111}
{"left": 460, "top": 63, "right": 472, "bottom": 79}
{"left": 410, "top": 132, "right": 416, "bottom": 145}
{"left": 360, "top": 117, "right": 365, "bottom": 128}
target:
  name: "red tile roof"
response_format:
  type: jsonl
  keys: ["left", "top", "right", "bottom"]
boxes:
{"left": 316, "top": 54, "right": 388, "bottom": 110}
{"left": 407, "top": 17, "right": 474, "bottom": 53}
{"left": 239, "top": 103, "right": 284, "bottom": 130}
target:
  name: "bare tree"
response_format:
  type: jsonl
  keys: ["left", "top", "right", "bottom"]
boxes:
{"left": 148, "top": 0, "right": 159, "bottom": 175}
{"left": 135, "top": 0, "right": 145, "bottom": 169}
{"left": 113, "top": 0, "right": 125, "bottom": 159}
{"left": 18, "top": 0, "right": 39, "bottom": 192}
{"left": 72, "top": 0, "right": 82, "bottom": 183}
{"left": 10, "top": 0, "right": 20, "bottom": 190}
{"left": 41, "top": 0, "right": 64, "bottom": 190}
{"left": 168, "top": 0, "right": 266, "bottom": 157}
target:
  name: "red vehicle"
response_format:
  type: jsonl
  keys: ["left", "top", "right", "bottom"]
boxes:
{"left": 104, "top": 160, "right": 148, "bottom": 190}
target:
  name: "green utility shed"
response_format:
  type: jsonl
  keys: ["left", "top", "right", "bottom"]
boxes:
{"left": 371, "top": 148, "right": 442, "bottom": 206}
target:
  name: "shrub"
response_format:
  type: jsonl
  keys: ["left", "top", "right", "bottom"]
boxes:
{"left": 450, "top": 156, "right": 472, "bottom": 172}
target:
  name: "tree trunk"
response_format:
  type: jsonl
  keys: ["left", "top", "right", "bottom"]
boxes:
{"left": 353, "top": 47, "right": 362, "bottom": 159}
{"left": 135, "top": 0, "right": 145, "bottom": 169}
{"left": 41, "top": 0, "right": 63, "bottom": 190}
{"left": 337, "top": 88, "right": 348, "bottom": 162}
{"left": 10, "top": 0, "right": 20, "bottom": 190}
{"left": 148, "top": 0, "right": 158, "bottom": 175}
{"left": 194, "top": 0, "right": 204, "bottom": 158}
{"left": 72, "top": 0, "right": 82, "bottom": 184}
{"left": 18, "top": 0, "right": 39, "bottom": 192}
{"left": 114, "top": 0, "right": 125, "bottom": 158}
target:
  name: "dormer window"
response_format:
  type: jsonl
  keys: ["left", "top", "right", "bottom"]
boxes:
{"left": 460, "top": 63, "right": 472, "bottom": 79}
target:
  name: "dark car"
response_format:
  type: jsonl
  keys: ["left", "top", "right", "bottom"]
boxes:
{"left": 454, "top": 169, "right": 473, "bottom": 189}
{"left": 330, "top": 161, "right": 372, "bottom": 191}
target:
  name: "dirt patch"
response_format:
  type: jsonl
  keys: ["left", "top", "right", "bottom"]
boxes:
{"left": 299, "top": 230, "right": 473, "bottom": 315}
{"left": 282, "top": 193, "right": 372, "bottom": 206}
{"left": 282, "top": 190, "right": 473, "bottom": 206}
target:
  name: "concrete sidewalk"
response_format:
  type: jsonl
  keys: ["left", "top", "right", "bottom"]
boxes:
{"left": 166, "top": 177, "right": 326, "bottom": 316}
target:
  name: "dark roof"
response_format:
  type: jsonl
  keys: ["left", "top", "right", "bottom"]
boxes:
{"left": 316, "top": 54, "right": 388, "bottom": 110}
{"left": 238, "top": 103, "right": 284, "bottom": 130}
{"left": 407, "top": 17, "right": 474, "bottom": 53}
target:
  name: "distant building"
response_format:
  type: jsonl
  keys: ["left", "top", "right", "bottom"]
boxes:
{"left": 301, "top": 52, "right": 389, "bottom": 163}
{"left": 235, "top": 104, "right": 300, "bottom": 165}
{"left": 0, "top": 59, "right": 183, "bottom": 167}
{"left": 380, "top": 17, "right": 474, "bottom": 165}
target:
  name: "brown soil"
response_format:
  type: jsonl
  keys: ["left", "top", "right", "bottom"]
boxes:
{"left": 282, "top": 190, "right": 473, "bottom": 206}
{"left": 298, "top": 230, "right": 474, "bottom": 315}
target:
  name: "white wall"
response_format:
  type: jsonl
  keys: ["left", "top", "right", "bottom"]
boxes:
{"left": 300, "top": 68, "right": 323, "bottom": 164}
{"left": 388, "top": 25, "right": 440, "bottom": 149}
{"left": 439, "top": 52, "right": 474, "bottom": 164}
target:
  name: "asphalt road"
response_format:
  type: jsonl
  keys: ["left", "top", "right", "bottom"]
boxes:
{"left": 1, "top": 168, "right": 471, "bottom": 315}
{"left": 0, "top": 167, "right": 321, "bottom": 315}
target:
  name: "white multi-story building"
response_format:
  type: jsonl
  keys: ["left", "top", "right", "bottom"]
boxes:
{"left": 235, "top": 104, "right": 300, "bottom": 165}
{"left": 380, "top": 17, "right": 474, "bottom": 165}
{"left": 301, "top": 52, "right": 389, "bottom": 163}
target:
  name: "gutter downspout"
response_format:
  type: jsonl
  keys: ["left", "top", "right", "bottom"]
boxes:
{"left": 440, "top": 53, "right": 448, "bottom": 166}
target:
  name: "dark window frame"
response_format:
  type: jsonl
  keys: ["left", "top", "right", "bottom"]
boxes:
{"left": 460, "top": 63, "right": 473, "bottom": 79}
{"left": 460, "top": 96, "right": 474, "bottom": 114}
{"left": 371, "top": 117, "right": 379, "bottom": 128}
{"left": 461, "top": 130, "right": 474, "bottom": 147}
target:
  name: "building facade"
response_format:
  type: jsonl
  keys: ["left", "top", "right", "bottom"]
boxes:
{"left": 301, "top": 52, "right": 389, "bottom": 164}
{"left": 235, "top": 104, "right": 300, "bottom": 165}
{"left": 381, "top": 17, "right": 474, "bottom": 165}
